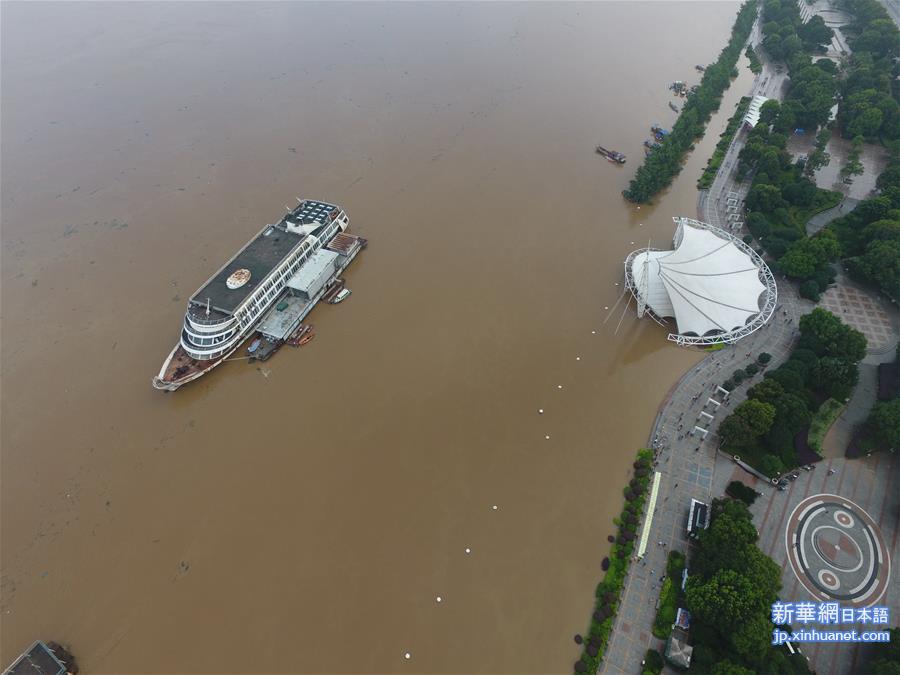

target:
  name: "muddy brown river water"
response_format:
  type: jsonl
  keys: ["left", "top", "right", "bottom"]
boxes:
{"left": 2, "top": 2, "right": 750, "bottom": 672}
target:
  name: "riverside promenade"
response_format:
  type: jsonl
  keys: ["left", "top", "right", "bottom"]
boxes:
{"left": 598, "top": 4, "right": 900, "bottom": 673}
{"left": 598, "top": 283, "right": 810, "bottom": 674}
{"left": 601, "top": 9, "right": 807, "bottom": 671}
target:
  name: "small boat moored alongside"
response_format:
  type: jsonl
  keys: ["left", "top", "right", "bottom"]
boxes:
{"left": 331, "top": 288, "right": 352, "bottom": 304}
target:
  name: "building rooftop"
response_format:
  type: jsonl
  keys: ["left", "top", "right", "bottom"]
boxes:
{"left": 743, "top": 94, "right": 770, "bottom": 128}
{"left": 294, "top": 200, "right": 337, "bottom": 225}
{"left": 286, "top": 249, "right": 340, "bottom": 294}
{"left": 191, "top": 226, "right": 304, "bottom": 315}
{"left": 257, "top": 295, "right": 311, "bottom": 341}
{"left": 3, "top": 642, "right": 66, "bottom": 675}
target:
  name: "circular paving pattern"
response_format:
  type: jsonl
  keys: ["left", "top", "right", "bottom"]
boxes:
{"left": 785, "top": 494, "right": 891, "bottom": 607}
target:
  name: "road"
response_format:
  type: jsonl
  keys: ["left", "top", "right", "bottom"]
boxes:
{"left": 878, "top": 0, "right": 900, "bottom": 29}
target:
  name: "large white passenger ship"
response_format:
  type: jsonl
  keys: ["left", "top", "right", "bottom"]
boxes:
{"left": 153, "top": 199, "right": 363, "bottom": 390}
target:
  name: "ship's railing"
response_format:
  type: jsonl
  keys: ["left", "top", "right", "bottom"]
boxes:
{"left": 186, "top": 304, "right": 233, "bottom": 326}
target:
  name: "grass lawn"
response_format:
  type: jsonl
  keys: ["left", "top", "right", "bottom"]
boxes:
{"left": 808, "top": 398, "right": 845, "bottom": 454}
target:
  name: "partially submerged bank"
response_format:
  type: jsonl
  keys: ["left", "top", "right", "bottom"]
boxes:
{"left": 572, "top": 449, "right": 654, "bottom": 673}
{"left": 623, "top": 0, "right": 758, "bottom": 203}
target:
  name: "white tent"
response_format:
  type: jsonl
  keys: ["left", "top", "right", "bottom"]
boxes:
{"left": 743, "top": 94, "right": 770, "bottom": 128}
{"left": 629, "top": 221, "right": 767, "bottom": 338}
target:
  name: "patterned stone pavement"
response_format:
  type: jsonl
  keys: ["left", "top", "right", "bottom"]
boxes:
{"left": 819, "top": 285, "right": 896, "bottom": 352}
{"left": 750, "top": 454, "right": 899, "bottom": 675}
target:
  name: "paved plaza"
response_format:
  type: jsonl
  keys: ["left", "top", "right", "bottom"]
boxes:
{"left": 819, "top": 285, "right": 897, "bottom": 353}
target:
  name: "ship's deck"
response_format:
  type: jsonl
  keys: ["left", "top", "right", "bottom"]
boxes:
{"left": 190, "top": 226, "right": 304, "bottom": 315}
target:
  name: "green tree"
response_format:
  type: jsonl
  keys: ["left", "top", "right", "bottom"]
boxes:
{"left": 868, "top": 627, "right": 900, "bottom": 674}
{"left": 778, "top": 232, "right": 841, "bottom": 279}
{"left": 805, "top": 128, "right": 831, "bottom": 176}
{"left": 798, "top": 308, "right": 867, "bottom": 361}
{"left": 687, "top": 569, "right": 760, "bottom": 629}
{"left": 849, "top": 106, "right": 884, "bottom": 139}
{"left": 747, "top": 183, "right": 786, "bottom": 212}
{"left": 797, "top": 15, "right": 833, "bottom": 50}
{"left": 759, "top": 99, "right": 781, "bottom": 126}
{"left": 809, "top": 356, "right": 859, "bottom": 399}
{"left": 841, "top": 136, "right": 866, "bottom": 180}
{"left": 692, "top": 509, "right": 759, "bottom": 578}
{"left": 711, "top": 662, "right": 756, "bottom": 675}
{"left": 868, "top": 399, "right": 900, "bottom": 448}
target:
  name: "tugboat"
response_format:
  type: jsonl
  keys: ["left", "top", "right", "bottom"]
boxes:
{"left": 595, "top": 145, "right": 626, "bottom": 164}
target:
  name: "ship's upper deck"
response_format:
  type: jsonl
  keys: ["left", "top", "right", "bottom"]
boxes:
{"left": 188, "top": 200, "right": 341, "bottom": 317}
{"left": 190, "top": 226, "right": 302, "bottom": 315}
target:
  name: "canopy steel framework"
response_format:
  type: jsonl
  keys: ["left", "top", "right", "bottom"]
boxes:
{"left": 624, "top": 217, "right": 777, "bottom": 346}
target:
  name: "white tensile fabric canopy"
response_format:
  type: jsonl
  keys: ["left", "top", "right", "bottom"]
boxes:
{"left": 630, "top": 224, "right": 766, "bottom": 337}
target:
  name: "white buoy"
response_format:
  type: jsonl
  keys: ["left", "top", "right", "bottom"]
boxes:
{"left": 436, "top": 596, "right": 443, "bottom": 603}
{"left": 604, "top": 306, "right": 609, "bottom": 310}
{"left": 404, "top": 652, "right": 411, "bottom": 660}
{"left": 576, "top": 357, "right": 581, "bottom": 361}
{"left": 592, "top": 330, "right": 596, "bottom": 334}
{"left": 630, "top": 241, "right": 634, "bottom": 245}
{"left": 492, "top": 505, "right": 498, "bottom": 511}
{"left": 465, "top": 547, "right": 471, "bottom": 554}
{"left": 557, "top": 384, "right": 563, "bottom": 389}
{"left": 545, "top": 434, "right": 551, "bottom": 440}
{"left": 615, "top": 282, "right": 619, "bottom": 286}
{"left": 538, "top": 408, "right": 544, "bottom": 414}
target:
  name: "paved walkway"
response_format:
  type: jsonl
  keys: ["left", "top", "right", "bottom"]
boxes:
{"left": 805, "top": 197, "right": 859, "bottom": 236}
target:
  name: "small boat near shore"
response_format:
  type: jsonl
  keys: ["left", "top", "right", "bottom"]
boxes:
{"left": 669, "top": 101, "right": 680, "bottom": 112}
{"left": 595, "top": 145, "right": 626, "bottom": 164}
{"left": 286, "top": 323, "right": 313, "bottom": 347}
{"left": 331, "top": 288, "right": 352, "bottom": 304}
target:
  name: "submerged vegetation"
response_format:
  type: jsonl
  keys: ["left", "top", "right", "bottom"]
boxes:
{"left": 573, "top": 448, "right": 654, "bottom": 673}
{"left": 745, "top": 45, "right": 762, "bottom": 74}
{"left": 623, "top": 0, "right": 758, "bottom": 203}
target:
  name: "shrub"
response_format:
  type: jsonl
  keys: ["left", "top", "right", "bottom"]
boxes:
{"left": 643, "top": 649, "right": 665, "bottom": 675}
{"left": 759, "top": 453, "right": 786, "bottom": 477}
{"left": 758, "top": 352, "right": 772, "bottom": 365}
{"left": 732, "top": 370, "right": 746, "bottom": 384}
{"left": 723, "top": 378, "right": 735, "bottom": 390}
{"left": 743, "top": 234, "right": 754, "bottom": 244}
{"left": 726, "top": 480, "right": 759, "bottom": 505}
{"left": 652, "top": 577, "right": 678, "bottom": 638}
{"left": 745, "top": 363, "right": 759, "bottom": 377}
{"left": 666, "top": 550, "right": 687, "bottom": 579}
{"left": 800, "top": 279, "right": 821, "bottom": 301}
